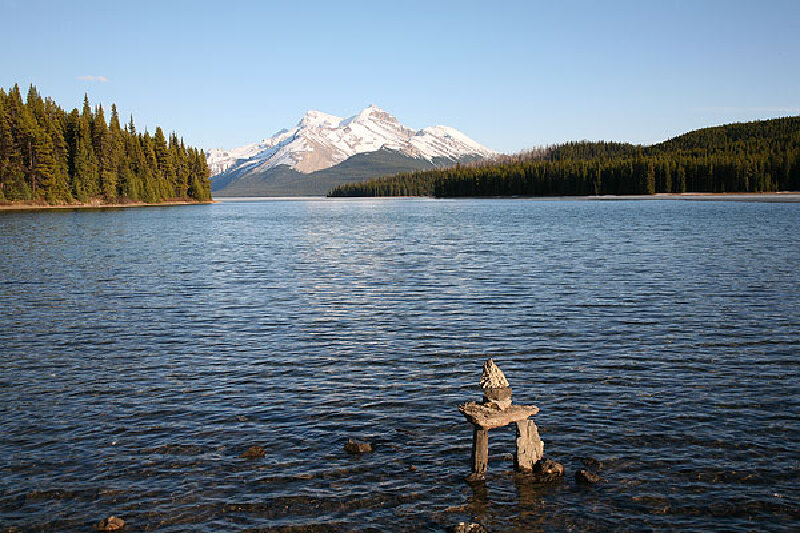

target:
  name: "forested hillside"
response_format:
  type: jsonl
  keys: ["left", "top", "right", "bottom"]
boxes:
{"left": 328, "top": 116, "right": 800, "bottom": 197}
{"left": 0, "top": 85, "right": 212, "bottom": 205}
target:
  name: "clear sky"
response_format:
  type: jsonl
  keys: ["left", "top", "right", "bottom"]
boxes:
{"left": 2, "top": 0, "right": 798, "bottom": 154}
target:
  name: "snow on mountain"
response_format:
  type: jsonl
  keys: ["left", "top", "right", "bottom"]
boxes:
{"left": 207, "top": 104, "right": 495, "bottom": 177}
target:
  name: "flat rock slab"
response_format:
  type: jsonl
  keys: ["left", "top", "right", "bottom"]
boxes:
{"left": 459, "top": 402, "right": 539, "bottom": 429}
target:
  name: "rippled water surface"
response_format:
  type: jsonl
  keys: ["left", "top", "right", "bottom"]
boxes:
{"left": 1, "top": 198, "right": 799, "bottom": 532}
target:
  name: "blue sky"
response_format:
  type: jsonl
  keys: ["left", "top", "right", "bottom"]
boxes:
{"left": 2, "top": 0, "right": 798, "bottom": 153}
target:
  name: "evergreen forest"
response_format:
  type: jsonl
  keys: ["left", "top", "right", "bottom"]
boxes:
{"left": 328, "top": 116, "right": 800, "bottom": 197}
{"left": 0, "top": 85, "right": 212, "bottom": 205}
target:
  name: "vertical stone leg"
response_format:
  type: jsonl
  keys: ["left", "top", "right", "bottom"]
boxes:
{"left": 531, "top": 421, "right": 544, "bottom": 463}
{"left": 515, "top": 419, "right": 544, "bottom": 472}
{"left": 469, "top": 426, "right": 489, "bottom": 480}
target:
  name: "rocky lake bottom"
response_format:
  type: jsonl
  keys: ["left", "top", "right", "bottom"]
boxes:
{"left": 1, "top": 198, "right": 798, "bottom": 531}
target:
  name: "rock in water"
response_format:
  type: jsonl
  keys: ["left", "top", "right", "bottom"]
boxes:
{"left": 529, "top": 458, "right": 565, "bottom": 482}
{"left": 239, "top": 445, "right": 265, "bottom": 459}
{"left": 576, "top": 469, "right": 602, "bottom": 484}
{"left": 449, "top": 522, "right": 488, "bottom": 533}
{"left": 581, "top": 456, "right": 603, "bottom": 469}
{"left": 96, "top": 516, "right": 125, "bottom": 531}
{"left": 466, "top": 472, "right": 486, "bottom": 483}
{"left": 480, "top": 357, "right": 509, "bottom": 389}
{"left": 344, "top": 438, "right": 372, "bottom": 454}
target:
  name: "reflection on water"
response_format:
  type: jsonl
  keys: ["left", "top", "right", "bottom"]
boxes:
{"left": 1, "top": 199, "right": 798, "bottom": 531}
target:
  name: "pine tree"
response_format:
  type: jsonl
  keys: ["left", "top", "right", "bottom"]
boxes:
{"left": 153, "top": 126, "right": 175, "bottom": 199}
{"left": 141, "top": 130, "right": 160, "bottom": 203}
{"left": 33, "top": 94, "right": 71, "bottom": 203}
{"left": 74, "top": 109, "right": 99, "bottom": 201}
{"left": 93, "top": 104, "right": 116, "bottom": 201}
{"left": 0, "top": 88, "right": 14, "bottom": 200}
{"left": 174, "top": 136, "right": 189, "bottom": 198}
{"left": 108, "top": 104, "right": 126, "bottom": 200}
{"left": 0, "top": 85, "right": 214, "bottom": 205}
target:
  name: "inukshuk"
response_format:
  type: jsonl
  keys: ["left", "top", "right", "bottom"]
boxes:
{"left": 458, "top": 358, "right": 544, "bottom": 480}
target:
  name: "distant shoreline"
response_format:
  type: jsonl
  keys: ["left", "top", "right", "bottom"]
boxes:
{"left": 8, "top": 194, "right": 797, "bottom": 209}
{"left": 0, "top": 199, "right": 217, "bottom": 212}
{"left": 578, "top": 192, "right": 800, "bottom": 202}
{"left": 219, "top": 192, "right": 800, "bottom": 202}
{"left": 424, "top": 192, "right": 800, "bottom": 202}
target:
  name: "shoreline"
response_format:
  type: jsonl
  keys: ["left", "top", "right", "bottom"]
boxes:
{"left": 324, "top": 192, "right": 800, "bottom": 202}
{"left": 0, "top": 199, "right": 217, "bottom": 212}
{"left": 577, "top": 192, "right": 800, "bottom": 202}
{"left": 5, "top": 193, "right": 799, "bottom": 208}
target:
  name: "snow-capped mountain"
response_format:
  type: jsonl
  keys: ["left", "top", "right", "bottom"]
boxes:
{"left": 207, "top": 104, "right": 495, "bottom": 178}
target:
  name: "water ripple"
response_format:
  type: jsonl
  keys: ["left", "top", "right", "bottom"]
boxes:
{"left": 0, "top": 199, "right": 798, "bottom": 532}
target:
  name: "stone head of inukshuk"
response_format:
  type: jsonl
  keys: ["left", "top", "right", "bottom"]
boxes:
{"left": 480, "top": 357, "right": 512, "bottom": 410}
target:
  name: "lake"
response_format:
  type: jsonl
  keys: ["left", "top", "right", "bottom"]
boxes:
{"left": 1, "top": 198, "right": 798, "bottom": 532}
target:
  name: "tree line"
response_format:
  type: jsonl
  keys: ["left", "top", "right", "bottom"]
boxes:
{"left": 328, "top": 116, "right": 800, "bottom": 197}
{"left": 0, "top": 85, "right": 212, "bottom": 204}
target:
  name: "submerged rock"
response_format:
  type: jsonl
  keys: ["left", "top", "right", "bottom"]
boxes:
{"left": 576, "top": 469, "right": 602, "bottom": 484}
{"left": 344, "top": 438, "right": 373, "bottom": 454}
{"left": 449, "top": 522, "right": 488, "bottom": 533}
{"left": 581, "top": 456, "right": 603, "bottom": 468}
{"left": 239, "top": 445, "right": 265, "bottom": 459}
{"left": 96, "top": 516, "right": 125, "bottom": 531}
{"left": 529, "top": 458, "right": 565, "bottom": 483}
{"left": 466, "top": 472, "right": 486, "bottom": 483}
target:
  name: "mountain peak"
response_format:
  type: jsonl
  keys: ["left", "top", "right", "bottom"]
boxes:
{"left": 208, "top": 105, "right": 495, "bottom": 178}
{"left": 299, "top": 109, "right": 342, "bottom": 129}
{"left": 348, "top": 103, "right": 400, "bottom": 126}
{"left": 355, "top": 103, "right": 382, "bottom": 117}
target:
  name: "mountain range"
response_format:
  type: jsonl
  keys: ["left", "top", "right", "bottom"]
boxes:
{"left": 207, "top": 105, "right": 495, "bottom": 196}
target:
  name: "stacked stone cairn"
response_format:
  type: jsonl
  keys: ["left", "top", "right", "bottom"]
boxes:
{"left": 458, "top": 358, "right": 549, "bottom": 481}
